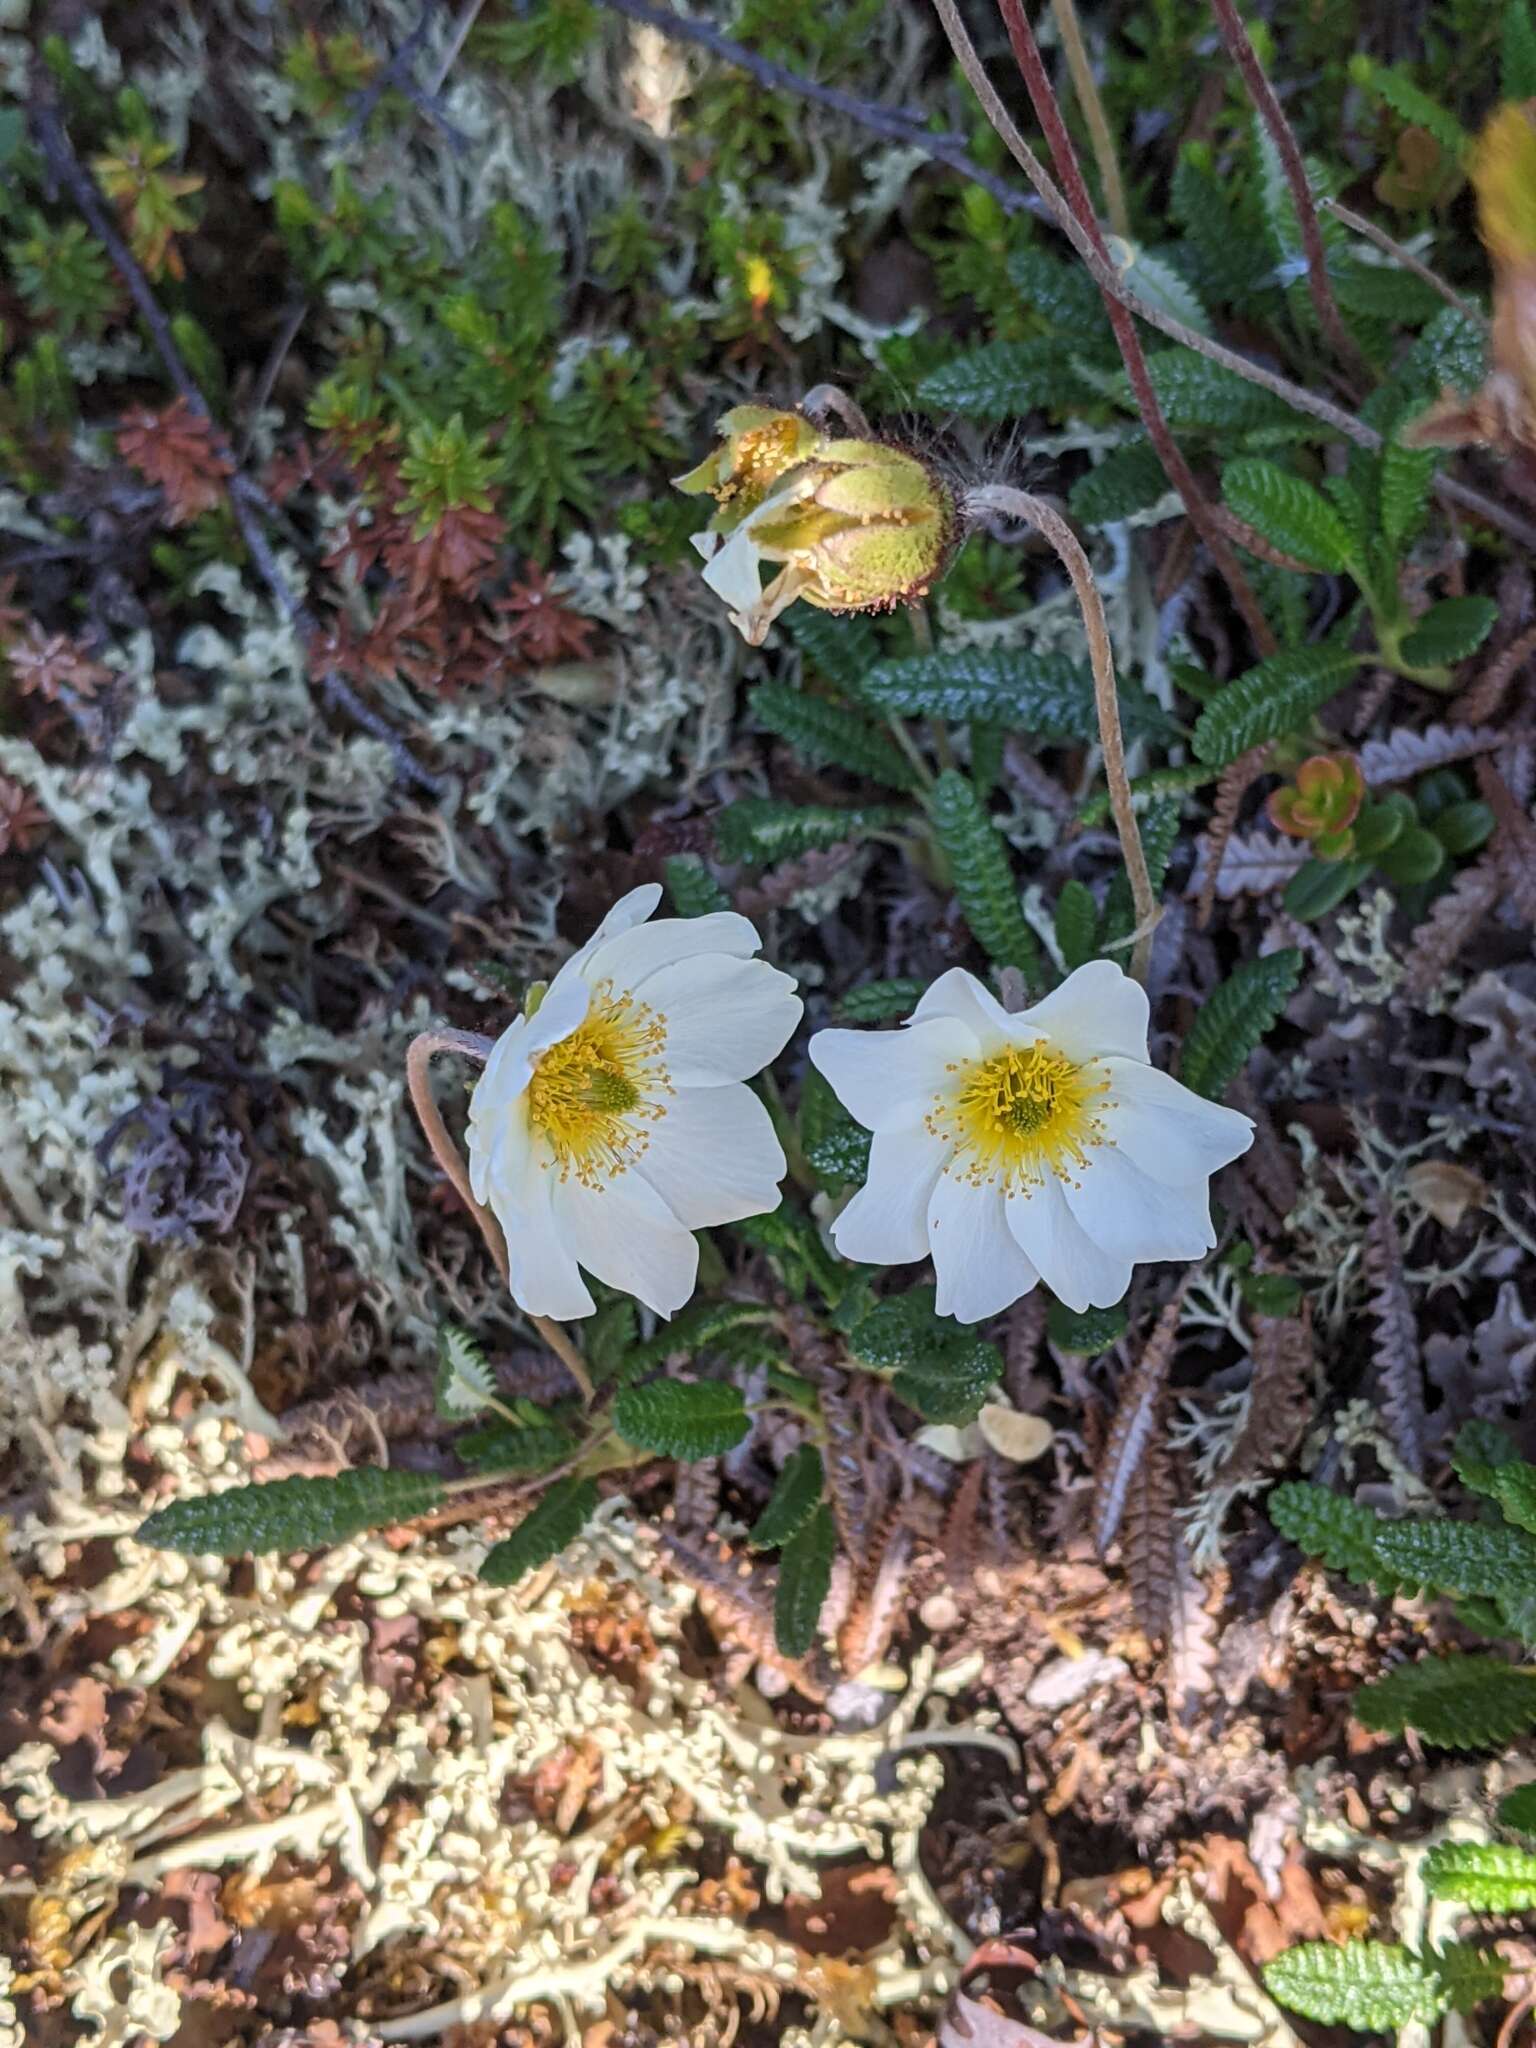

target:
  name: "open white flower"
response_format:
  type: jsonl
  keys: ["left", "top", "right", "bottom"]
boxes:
{"left": 467, "top": 885, "right": 801, "bottom": 1320}
{"left": 808, "top": 962, "right": 1254, "bottom": 1323}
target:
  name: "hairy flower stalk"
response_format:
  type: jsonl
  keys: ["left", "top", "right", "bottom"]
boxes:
{"left": 810, "top": 962, "right": 1254, "bottom": 1322}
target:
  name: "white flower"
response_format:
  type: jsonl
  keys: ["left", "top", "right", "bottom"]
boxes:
{"left": 808, "top": 961, "right": 1254, "bottom": 1323}
{"left": 467, "top": 885, "right": 801, "bottom": 1320}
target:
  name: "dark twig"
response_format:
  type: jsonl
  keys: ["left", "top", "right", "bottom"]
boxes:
{"left": 1208, "top": 0, "right": 1371, "bottom": 387}
{"left": 29, "top": 93, "right": 444, "bottom": 796}
{"left": 239, "top": 297, "right": 309, "bottom": 463}
{"left": 340, "top": 3, "right": 470, "bottom": 151}
{"left": 989, "top": 0, "right": 1276, "bottom": 652}
{"left": 592, "top": 0, "right": 1044, "bottom": 226}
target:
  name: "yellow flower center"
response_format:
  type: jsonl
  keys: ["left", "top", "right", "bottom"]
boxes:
{"left": 526, "top": 981, "right": 669, "bottom": 1187}
{"left": 929, "top": 1040, "right": 1110, "bottom": 1192}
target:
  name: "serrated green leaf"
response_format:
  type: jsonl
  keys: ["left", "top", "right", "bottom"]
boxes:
{"left": 1497, "top": 1781, "right": 1536, "bottom": 1835}
{"left": 737, "top": 1205, "right": 854, "bottom": 1306}
{"left": 1120, "top": 245, "right": 1212, "bottom": 335}
{"left": 1223, "top": 458, "right": 1357, "bottom": 572}
{"left": 775, "top": 1501, "right": 836, "bottom": 1658}
{"left": 1129, "top": 348, "right": 1309, "bottom": 436}
{"left": 848, "top": 1284, "right": 1004, "bottom": 1424}
{"left": 663, "top": 854, "right": 729, "bottom": 917}
{"left": 456, "top": 1420, "right": 579, "bottom": 1475}
{"left": 586, "top": 1297, "right": 638, "bottom": 1385}
{"left": 138, "top": 1468, "right": 444, "bottom": 1557}
{"left": 837, "top": 977, "right": 926, "bottom": 1023}
{"left": 750, "top": 1445, "right": 825, "bottom": 1550}
{"left": 1431, "top": 1943, "right": 1510, "bottom": 2015}
{"left": 1070, "top": 439, "right": 1171, "bottom": 527}
{"left": 1399, "top": 597, "right": 1500, "bottom": 669}
{"left": 1097, "top": 798, "right": 1182, "bottom": 956}
{"left": 436, "top": 1322, "right": 497, "bottom": 1419}
{"left": 480, "top": 1477, "right": 598, "bottom": 1586}
{"left": 714, "top": 798, "right": 907, "bottom": 866}
{"left": 1486, "top": 1461, "right": 1536, "bottom": 1537}
{"left": 1263, "top": 1942, "right": 1449, "bottom": 2028}
{"left": 1180, "top": 949, "right": 1301, "bottom": 1100}
{"left": 749, "top": 681, "right": 920, "bottom": 792}
{"left": 627, "top": 1300, "right": 777, "bottom": 1372}
{"left": 1424, "top": 1841, "right": 1536, "bottom": 1909}
{"left": 1192, "top": 644, "right": 1362, "bottom": 766}
{"left": 1505, "top": 0, "right": 1536, "bottom": 97}
{"left": 1077, "top": 765, "right": 1209, "bottom": 828}
{"left": 1379, "top": 439, "right": 1439, "bottom": 550}
{"left": 1358, "top": 61, "right": 1469, "bottom": 156}
{"left": 863, "top": 646, "right": 1175, "bottom": 745}
{"left": 1356, "top": 1657, "right": 1536, "bottom": 1748}
{"left": 930, "top": 770, "right": 1039, "bottom": 977}
{"left": 1054, "top": 879, "right": 1098, "bottom": 971}
{"left": 915, "top": 338, "right": 1092, "bottom": 419}
{"left": 1269, "top": 1481, "right": 1412, "bottom": 1592}
{"left": 613, "top": 1379, "right": 751, "bottom": 1461}
{"left": 1007, "top": 242, "right": 1109, "bottom": 343}
{"left": 1333, "top": 261, "right": 1446, "bottom": 328}
{"left": 785, "top": 608, "right": 880, "bottom": 696}
{"left": 1047, "top": 1298, "right": 1128, "bottom": 1354}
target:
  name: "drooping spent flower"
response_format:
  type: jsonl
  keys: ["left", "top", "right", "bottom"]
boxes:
{"left": 1266, "top": 752, "right": 1366, "bottom": 858}
{"left": 467, "top": 886, "right": 801, "bottom": 1320}
{"left": 677, "top": 406, "right": 954, "bottom": 645}
{"left": 809, "top": 962, "right": 1253, "bottom": 1323}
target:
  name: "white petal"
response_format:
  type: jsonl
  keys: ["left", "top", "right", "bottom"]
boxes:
{"left": 481, "top": 1118, "right": 596, "bottom": 1319}
{"left": 1062, "top": 1143, "right": 1216, "bottom": 1264}
{"left": 554, "top": 1169, "right": 700, "bottom": 1317}
{"left": 645, "top": 955, "right": 801, "bottom": 1085}
{"left": 1006, "top": 1174, "right": 1132, "bottom": 1313}
{"left": 467, "top": 1018, "right": 535, "bottom": 1203}
{"left": 1019, "top": 959, "right": 1150, "bottom": 1063}
{"left": 636, "top": 1084, "right": 787, "bottom": 1228}
{"left": 928, "top": 1169, "right": 1041, "bottom": 1323}
{"left": 523, "top": 966, "right": 592, "bottom": 1055}
{"left": 586, "top": 909, "right": 763, "bottom": 995}
{"left": 1100, "top": 1060, "right": 1255, "bottom": 1187}
{"left": 808, "top": 1016, "right": 978, "bottom": 1134}
{"left": 830, "top": 1125, "right": 949, "bottom": 1265}
{"left": 911, "top": 966, "right": 1012, "bottom": 1047}
{"left": 700, "top": 524, "right": 766, "bottom": 616}
{"left": 562, "top": 884, "right": 664, "bottom": 979}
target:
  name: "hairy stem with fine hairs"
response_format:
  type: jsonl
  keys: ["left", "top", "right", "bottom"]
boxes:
{"left": 406, "top": 1030, "right": 595, "bottom": 1402}
{"left": 964, "top": 485, "right": 1158, "bottom": 982}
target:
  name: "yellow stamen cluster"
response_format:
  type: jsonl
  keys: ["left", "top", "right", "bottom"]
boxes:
{"left": 527, "top": 981, "right": 670, "bottom": 1187}
{"left": 929, "top": 1040, "right": 1110, "bottom": 1193}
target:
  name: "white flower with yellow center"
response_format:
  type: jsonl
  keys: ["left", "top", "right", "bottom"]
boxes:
{"left": 467, "top": 886, "right": 801, "bottom": 1320}
{"left": 808, "top": 962, "right": 1254, "bottom": 1323}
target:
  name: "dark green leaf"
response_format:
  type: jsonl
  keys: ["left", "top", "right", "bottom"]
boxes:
{"left": 1222, "top": 458, "right": 1357, "bottom": 572}
{"left": 1054, "top": 879, "right": 1098, "bottom": 971}
{"left": 1430, "top": 800, "right": 1494, "bottom": 857}
{"left": 714, "top": 798, "right": 907, "bottom": 865}
{"left": 750, "top": 1445, "right": 825, "bottom": 1550}
{"left": 749, "top": 682, "right": 920, "bottom": 792}
{"left": 1505, "top": 0, "right": 1536, "bottom": 95}
{"left": 1497, "top": 1782, "right": 1536, "bottom": 1835}
{"left": 785, "top": 609, "right": 881, "bottom": 697}
{"left": 138, "top": 1468, "right": 444, "bottom": 1557}
{"left": 916, "top": 339, "right": 1093, "bottom": 419}
{"left": 1356, "top": 1657, "right": 1536, "bottom": 1748}
{"left": 664, "top": 855, "right": 729, "bottom": 916}
{"left": 1047, "top": 1298, "right": 1128, "bottom": 1354}
{"left": 613, "top": 1379, "right": 751, "bottom": 1461}
{"left": 1180, "top": 949, "right": 1301, "bottom": 1099}
{"left": 837, "top": 977, "right": 926, "bottom": 1023}
{"left": 1192, "top": 644, "right": 1361, "bottom": 766}
{"left": 806, "top": 1122, "right": 872, "bottom": 1189}
{"left": 1070, "top": 440, "right": 1170, "bottom": 527}
{"left": 775, "top": 1502, "right": 836, "bottom": 1658}
{"left": 1399, "top": 597, "right": 1500, "bottom": 669}
{"left": 929, "top": 770, "right": 1039, "bottom": 977}
{"left": 864, "top": 648, "right": 1174, "bottom": 744}
{"left": 480, "top": 1477, "right": 598, "bottom": 1585}
{"left": 1376, "top": 826, "right": 1446, "bottom": 886}
{"left": 1283, "top": 856, "right": 1371, "bottom": 922}
{"left": 457, "top": 1420, "right": 580, "bottom": 1475}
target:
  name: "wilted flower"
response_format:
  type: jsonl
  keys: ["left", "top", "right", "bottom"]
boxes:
{"left": 677, "top": 406, "right": 954, "bottom": 644}
{"left": 467, "top": 885, "right": 801, "bottom": 1320}
{"left": 1267, "top": 752, "right": 1366, "bottom": 857}
{"left": 809, "top": 962, "right": 1253, "bottom": 1323}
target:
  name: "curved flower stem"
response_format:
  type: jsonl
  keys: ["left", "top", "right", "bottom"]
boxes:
{"left": 963, "top": 485, "right": 1158, "bottom": 983}
{"left": 1208, "top": 0, "right": 1371, "bottom": 389}
{"left": 406, "top": 1029, "right": 596, "bottom": 1404}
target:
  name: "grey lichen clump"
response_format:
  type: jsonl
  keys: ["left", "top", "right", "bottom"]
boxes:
{"left": 7, "top": 1350, "right": 975, "bottom": 2040}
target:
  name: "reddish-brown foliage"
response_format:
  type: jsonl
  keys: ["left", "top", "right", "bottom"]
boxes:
{"left": 117, "top": 395, "right": 235, "bottom": 524}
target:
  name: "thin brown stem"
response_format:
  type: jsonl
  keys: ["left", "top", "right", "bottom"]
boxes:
{"left": 935, "top": 0, "right": 1275, "bottom": 654}
{"left": 964, "top": 485, "right": 1158, "bottom": 981}
{"left": 1322, "top": 197, "right": 1489, "bottom": 331}
{"left": 1208, "top": 0, "right": 1371, "bottom": 386}
{"left": 1049, "top": 0, "right": 1130, "bottom": 240}
{"left": 406, "top": 1030, "right": 596, "bottom": 1404}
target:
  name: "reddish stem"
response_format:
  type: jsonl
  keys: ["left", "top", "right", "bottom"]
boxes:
{"left": 1208, "top": 0, "right": 1371, "bottom": 388}
{"left": 994, "top": 0, "right": 1277, "bottom": 657}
